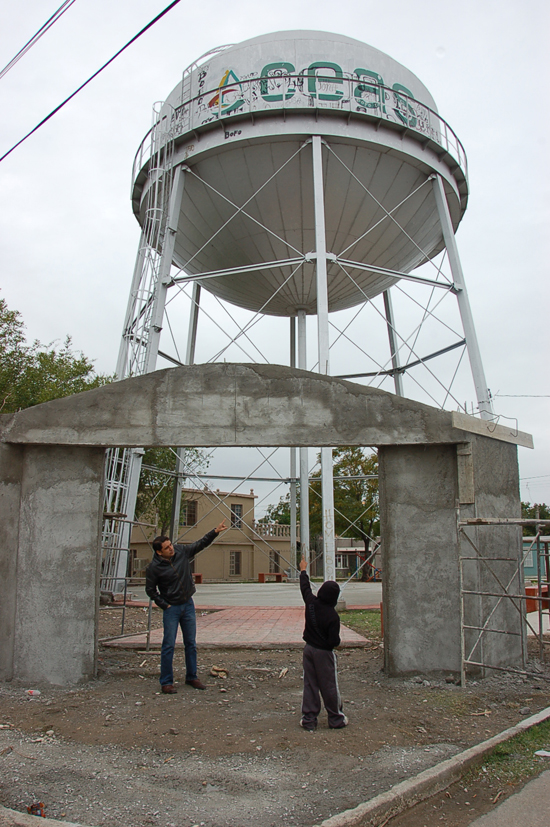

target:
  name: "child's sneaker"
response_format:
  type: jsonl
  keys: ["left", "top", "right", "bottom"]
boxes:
{"left": 300, "top": 718, "right": 317, "bottom": 732}
{"left": 329, "top": 715, "right": 349, "bottom": 729}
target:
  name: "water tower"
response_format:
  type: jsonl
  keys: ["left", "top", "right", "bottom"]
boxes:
{"left": 102, "top": 31, "right": 493, "bottom": 587}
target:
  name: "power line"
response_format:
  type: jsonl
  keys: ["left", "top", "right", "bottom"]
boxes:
{"left": 0, "top": 1, "right": 78, "bottom": 81}
{"left": 0, "top": 0, "right": 183, "bottom": 164}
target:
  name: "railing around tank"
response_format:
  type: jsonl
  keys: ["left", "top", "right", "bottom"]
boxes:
{"left": 132, "top": 73, "right": 467, "bottom": 193}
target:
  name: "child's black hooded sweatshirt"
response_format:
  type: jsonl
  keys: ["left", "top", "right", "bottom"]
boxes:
{"left": 300, "top": 570, "right": 341, "bottom": 651}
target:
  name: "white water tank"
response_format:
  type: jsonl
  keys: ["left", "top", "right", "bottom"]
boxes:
{"left": 132, "top": 30, "right": 468, "bottom": 316}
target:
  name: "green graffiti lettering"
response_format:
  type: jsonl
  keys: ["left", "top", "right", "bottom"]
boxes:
{"left": 353, "top": 69, "right": 386, "bottom": 114}
{"left": 392, "top": 83, "right": 417, "bottom": 128}
{"left": 307, "top": 61, "right": 344, "bottom": 101}
{"left": 260, "top": 62, "right": 296, "bottom": 102}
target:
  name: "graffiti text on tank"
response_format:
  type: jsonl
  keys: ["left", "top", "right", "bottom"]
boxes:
{"left": 216, "top": 61, "right": 418, "bottom": 127}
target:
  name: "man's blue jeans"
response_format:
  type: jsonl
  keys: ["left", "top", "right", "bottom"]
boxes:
{"left": 160, "top": 600, "right": 197, "bottom": 686}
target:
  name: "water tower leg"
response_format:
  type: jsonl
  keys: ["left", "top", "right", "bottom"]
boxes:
{"left": 297, "top": 310, "right": 310, "bottom": 567}
{"left": 312, "top": 135, "right": 336, "bottom": 581}
{"left": 169, "top": 448, "right": 186, "bottom": 540}
{"left": 432, "top": 175, "right": 494, "bottom": 420}
{"left": 289, "top": 317, "right": 298, "bottom": 576}
{"left": 169, "top": 280, "right": 202, "bottom": 540}
{"left": 144, "top": 164, "right": 186, "bottom": 373}
{"left": 383, "top": 289, "right": 404, "bottom": 397}
{"left": 185, "top": 281, "right": 202, "bottom": 365}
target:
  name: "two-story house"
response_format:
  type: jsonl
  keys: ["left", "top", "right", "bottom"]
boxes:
{"left": 129, "top": 487, "right": 295, "bottom": 581}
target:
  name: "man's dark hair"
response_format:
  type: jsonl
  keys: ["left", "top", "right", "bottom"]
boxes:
{"left": 152, "top": 535, "right": 171, "bottom": 553}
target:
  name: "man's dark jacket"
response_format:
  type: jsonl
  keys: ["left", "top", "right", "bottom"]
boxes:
{"left": 145, "top": 530, "right": 217, "bottom": 610}
{"left": 300, "top": 570, "right": 341, "bottom": 651}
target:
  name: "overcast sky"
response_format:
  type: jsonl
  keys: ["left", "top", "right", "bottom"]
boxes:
{"left": 1, "top": 0, "right": 548, "bottom": 509}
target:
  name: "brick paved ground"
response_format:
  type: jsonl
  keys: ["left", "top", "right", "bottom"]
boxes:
{"left": 103, "top": 606, "right": 368, "bottom": 649}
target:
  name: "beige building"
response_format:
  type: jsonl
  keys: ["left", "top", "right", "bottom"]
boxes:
{"left": 129, "top": 487, "right": 295, "bottom": 582}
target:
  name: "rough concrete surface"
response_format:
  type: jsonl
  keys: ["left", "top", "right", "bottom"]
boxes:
{"left": 0, "top": 363, "right": 526, "bottom": 449}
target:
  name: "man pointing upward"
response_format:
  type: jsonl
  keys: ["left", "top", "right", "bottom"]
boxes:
{"left": 146, "top": 520, "right": 228, "bottom": 693}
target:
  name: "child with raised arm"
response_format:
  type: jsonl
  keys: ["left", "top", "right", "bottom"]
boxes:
{"left": 299, "top": 556, "right": 348, "bottom": 731}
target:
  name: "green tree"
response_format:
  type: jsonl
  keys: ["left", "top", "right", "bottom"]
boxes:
{"left": 0, "top": 297, "right": 110, "bottom": 412}
{"left": 262, "top": 493, "right": 293, "bottom": 525}
{"left": 262, "top": 447, "right": 380, "bottom": 577}
{"left": 310, "top": 448, "right": 379, "bottom": 566}
{"left": 136, "top": 446, "right": 209, "bottom": 535}
{"left": 521, "top": 502, "right": 550, "bottom": 536}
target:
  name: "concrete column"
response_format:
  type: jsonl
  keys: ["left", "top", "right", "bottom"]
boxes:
{"left": 379, "top": 438, "right": 524, "bottom": 677}
{"left": 0, "top": 444, "right": 23, "bottom": 681}
{"left": 12, "top": 445, "right": 105, "bottom": 685}
{"left": 379, "top": 443, "right": 461, "bottom": 675}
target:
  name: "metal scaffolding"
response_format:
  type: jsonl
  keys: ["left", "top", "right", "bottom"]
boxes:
{"left": 458, "top": 517, "right": 550, "bottom": 686}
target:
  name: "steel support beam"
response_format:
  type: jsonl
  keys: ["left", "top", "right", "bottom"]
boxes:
{"left": 297, "top": 309, "right": 310, "bottom": 566}
{"left": 185, "top": 281, "right": 201, "bottom": 367}
{"left": 289, "top": 316, "right": 298, "bottom": 575}
{"left": 312, "top": 136, "right": 336, "bottom": 581}
{"left": 383, "top": 289, "right": 404, "bottom": 396}
{"left": 171, "top": 271, "right": 202, "bottom": 539}
{"left": 432, "top": 174, "right": 494, "bottom": 420}
{"left": 144, "top": 165, "right": 186, "bottom": 373}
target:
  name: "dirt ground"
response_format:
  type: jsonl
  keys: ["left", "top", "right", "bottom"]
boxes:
{"left": 1, "top": 608, "right": 549, "bottom": 827}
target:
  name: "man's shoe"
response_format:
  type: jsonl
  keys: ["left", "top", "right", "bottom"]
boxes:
{"left": 161, "top": 685, "right": 177, "bottom": 694}
{"left": 185, "top": 678, "right": 206, "bottom": 690}
{"left": 300, "top": 718, "right": 316, "bottom": 732}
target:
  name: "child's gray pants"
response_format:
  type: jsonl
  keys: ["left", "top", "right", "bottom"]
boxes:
{"left": 301, "top": 643, "right": 346, "bottom": 729}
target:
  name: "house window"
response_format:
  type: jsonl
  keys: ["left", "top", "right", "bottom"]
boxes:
{"left": 230, "top": 503, "right": 243, "bottom": 528}
{"left": 269, "top": 550, "right": 280, "bottom": 573}
{"left": 180, "top": 500, "right": 197, "bottom": 526}
{"left": 229, "top": 550, "right": 241, "bottom": 576}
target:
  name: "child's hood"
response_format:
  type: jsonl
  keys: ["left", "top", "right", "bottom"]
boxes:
{"left": 317, "top": 580, "right": 340, "bottom": 607}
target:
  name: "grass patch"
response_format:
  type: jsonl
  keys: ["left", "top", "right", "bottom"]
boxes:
{"left": 340, "top": 609, "right": 382, "bottom": 639}
{"left": 466, "top": 719, "right": 550, "bottom": 786}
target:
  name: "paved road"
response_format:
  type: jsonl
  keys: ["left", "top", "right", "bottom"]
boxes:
{"left": 467, "top": 769, "right": 550, "bottom": 826}
{"left": 130, "top": 580, "right": 383, "bottom": 608}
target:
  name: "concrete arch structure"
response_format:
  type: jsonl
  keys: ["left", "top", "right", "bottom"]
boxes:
{"left": 0, "top": 364, "right": 532, "bottom": 685}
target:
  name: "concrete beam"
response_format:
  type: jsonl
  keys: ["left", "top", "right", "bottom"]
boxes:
{"left": 0, "top": 363, "right": 532, "bottom": 449}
